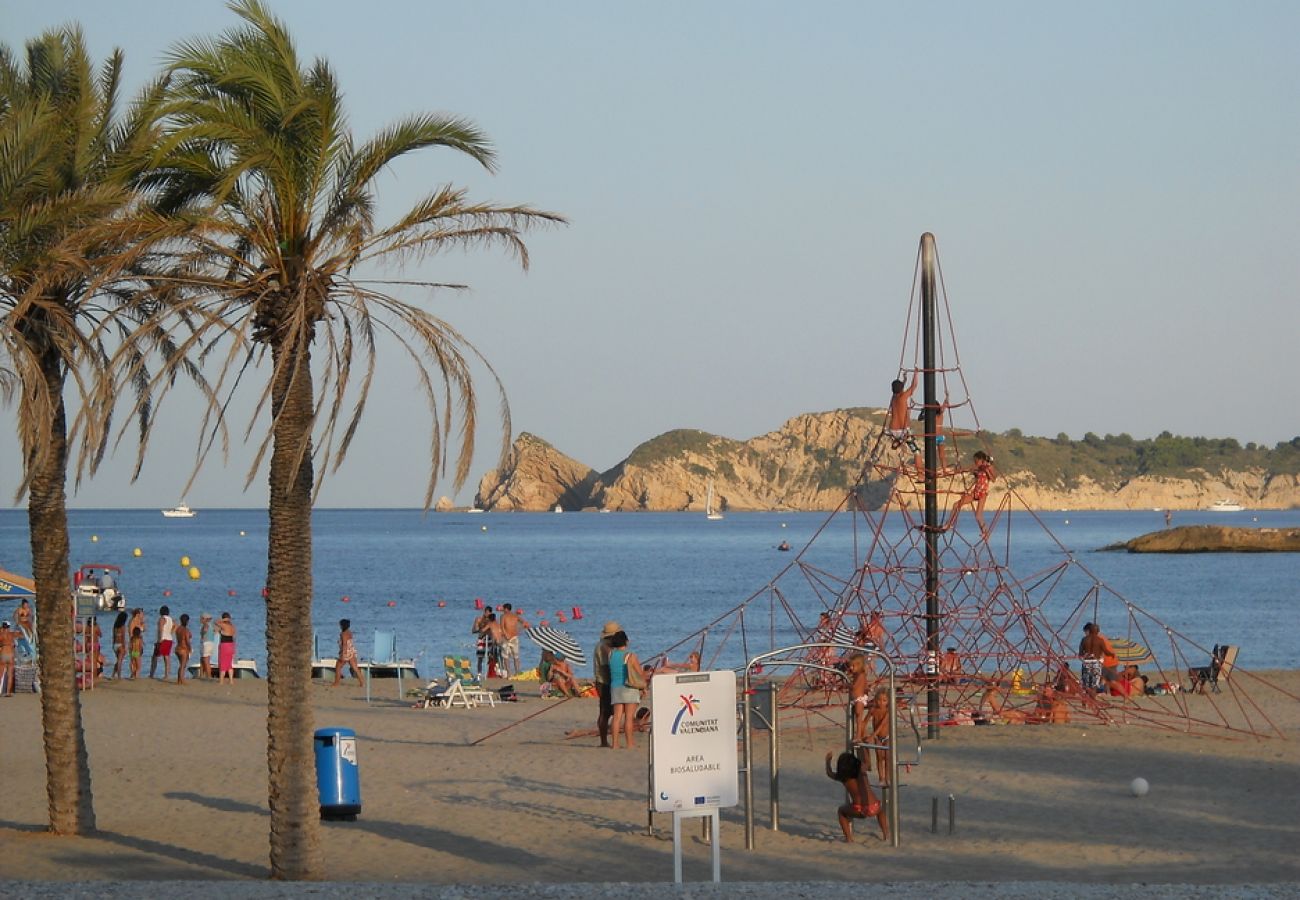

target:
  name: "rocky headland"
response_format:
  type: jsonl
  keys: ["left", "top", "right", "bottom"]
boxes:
{"left": 450, "top": 409, "right": 1300, "bottom": 513}
{"left": 1100, "top": 525, "right": 1300, "bottom": 553}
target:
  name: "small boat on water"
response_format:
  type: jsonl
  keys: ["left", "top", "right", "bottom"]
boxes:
{"left": 1206, "top": 499, "right": 1245, "bottom": 512}
{"left": 73, "top": 564, "right": 126, "bottom": 612}
{"left": 553, "top": 504, "right": 563, "bottom": 514}
{"left": 162, "top": 502, "right": 196, "bottom": 518}
{"left": 706, "top": 479, "right": 724, "bottom": 520}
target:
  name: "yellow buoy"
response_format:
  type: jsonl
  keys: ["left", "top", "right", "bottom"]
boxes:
{"left": 91, "top": 535, "right": 99, "bottom": 542}
{"left": 239, "top": 530, "right": 246, "bottom": 537}
{"left": 180, "top": 555, "right": 190, "bottom": 567}
{"left": 188, "top": 566, "right": 201, "bottom": 580}
{"left": 133, "top": 548, "right": 142, "bottom": 558}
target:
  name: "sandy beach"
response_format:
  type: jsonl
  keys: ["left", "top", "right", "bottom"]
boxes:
{"left": 2, "top": 671, "right": 1298, "bottom": 887}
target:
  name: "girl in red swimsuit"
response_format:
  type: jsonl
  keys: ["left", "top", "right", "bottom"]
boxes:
{"left": 825, "top": 751, "right": 888, "bottom": 842}
{"left": 947, "top": 451, "right": 997, "bottom": 537}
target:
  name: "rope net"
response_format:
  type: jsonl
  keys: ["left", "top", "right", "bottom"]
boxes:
{"left": 648, "top": 239, "right": 1295, "bottom": 740}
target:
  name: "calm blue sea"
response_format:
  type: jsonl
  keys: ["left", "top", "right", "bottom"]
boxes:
{"left": 1, "top": 507, "right": 1297, "bottom": 672}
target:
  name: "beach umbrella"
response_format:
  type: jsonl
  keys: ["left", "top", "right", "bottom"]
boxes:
{"left": 527, "top": 626, "right": 587, "bottom": 666}
{"left": 1112, "top": 638, "right": 1153, "bottom": 665}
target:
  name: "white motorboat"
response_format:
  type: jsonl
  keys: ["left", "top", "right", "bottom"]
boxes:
{"left": 162, "top": 502, "right": 196, "bottom": 518}
{"left": 1206, "top": 499, "right": 1245, "bottom": 512}
{"left": 553, "top": 504, "right": 563, "bottom": 513}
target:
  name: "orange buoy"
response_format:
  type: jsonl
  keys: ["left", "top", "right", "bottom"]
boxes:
{"left": 539, "top": 619, "right": 549, "bottom": 627}
{"left": 341, "top": 597, "right": 351, "bottom": 603}
{"left": 556, "top": 613, "right": 567, "bottom": 623}
{"left": 474, "top": 597, "right": 484, "bottom": 610}
{"left": 387, "top": 601, "right": 396, "bottom": 607}
{"left": 262, "top": 587, "right": 270, "bottom": 598}
{"left": 228, "top": 589, "right": 237, "bottom": 597}
{"left": 571, "top": 606, "right": 583, "bottom": 620}
{"left": 163, "top": 589, "right": 172, "bottom": 597}
{"left": 437, "top": 600, "right": 446, "bottom": 608}
{"left": 536, "top": 609, "right": 545, "bottom": 616}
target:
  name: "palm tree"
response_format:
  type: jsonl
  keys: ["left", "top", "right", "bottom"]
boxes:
{"left": 126, "top": 0, "right": 563, "bottom": 878}
{"left": 0, "top": 27, "right": 167, "bottom": 835}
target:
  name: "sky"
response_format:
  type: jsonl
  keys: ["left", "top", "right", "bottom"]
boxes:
{"left": 3, "top": 1, "right": 1297, "bottom": 509}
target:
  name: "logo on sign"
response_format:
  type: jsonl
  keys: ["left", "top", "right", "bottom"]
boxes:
{"left": 671, "top": 694, "right": 699, "bottom": 735}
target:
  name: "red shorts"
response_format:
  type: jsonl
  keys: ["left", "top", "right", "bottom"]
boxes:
{"left": 157, "top": 640, "right": 173, "bottom": 657}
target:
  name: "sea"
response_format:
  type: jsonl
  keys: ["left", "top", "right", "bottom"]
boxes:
{"left": 1, "top": 507, "right": 1297, "bottom": 674}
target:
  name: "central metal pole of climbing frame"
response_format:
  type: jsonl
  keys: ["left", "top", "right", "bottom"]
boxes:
{"left": 920, "top": 232, "right": 941, "bottom": 739}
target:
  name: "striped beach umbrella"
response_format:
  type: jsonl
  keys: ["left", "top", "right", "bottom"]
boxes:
{"left": 1112, "top": 638, "right": 1153, "bottom": 665}
{"left": 527, "top": 626, "right": 587, "bottom": 667}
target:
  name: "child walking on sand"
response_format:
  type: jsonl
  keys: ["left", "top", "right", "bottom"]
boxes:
{"left": 825, "top": 751, "right": 888, "bottom": 843}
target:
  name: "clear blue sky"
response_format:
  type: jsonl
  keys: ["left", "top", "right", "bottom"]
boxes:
{"left": 3, "top": 1, "right": 1297, "bottom": 508}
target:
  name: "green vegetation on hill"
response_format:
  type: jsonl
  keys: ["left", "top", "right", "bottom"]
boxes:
{"left": 981, "top": 430, "right": 1300, "bottom": 486}
{"left": 626, "top": 429, "right": 745, "bottom": 468}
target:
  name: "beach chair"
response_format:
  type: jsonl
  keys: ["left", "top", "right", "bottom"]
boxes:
{"left": 364, "top": 630, "right": 404, "bottom": 703}
{"left": 442, "top": 655, "right": 497, "bottom": 708}
{"left": 310, "top": 629, "right": 334, "bottom": 680}
{"left": 1188, "top": 644, "right": 1238, "bottom": 694}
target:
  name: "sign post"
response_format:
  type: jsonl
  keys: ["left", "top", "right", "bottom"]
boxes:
{"left": 651, "top": 670, "right": 738, "bottom": 883}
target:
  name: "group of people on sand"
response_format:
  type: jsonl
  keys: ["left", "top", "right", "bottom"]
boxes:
{"left": 886, "top": 369, "right": 998, "bottom": 538}
{"left": 470, "top": 603, "right": 530, "bottom": 679}
{"left": 103, "top": 606, "right": 238, "bottom": 684}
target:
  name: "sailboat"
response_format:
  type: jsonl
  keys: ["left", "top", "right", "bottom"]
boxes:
{"left": 705, "top": 480, "right": 724, "bottom": 520}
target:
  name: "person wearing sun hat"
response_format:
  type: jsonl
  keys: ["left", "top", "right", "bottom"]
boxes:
{"left": 592, "top": 621, "right": 621, "bottom": 747}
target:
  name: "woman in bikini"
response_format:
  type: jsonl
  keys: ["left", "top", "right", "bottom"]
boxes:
{"left": 332, "top": 618, "right": 365, "bottom": 687}
{"left": 111, "top": 611, "right": 128, "bottom": 679}
{"left": 825, "top": 751, "right": 887, "bottom": 842}
{"left": 174, "top": 614, "right": 192, "bottom": 684}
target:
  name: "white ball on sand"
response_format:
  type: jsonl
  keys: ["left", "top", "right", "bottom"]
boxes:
{"left": 1130, "top": 777, "right": 1149, "bottom": 797}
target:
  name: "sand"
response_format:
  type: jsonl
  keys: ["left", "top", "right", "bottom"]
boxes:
{"left": 2, "top": 671, "right": 1298, "bottom": 887}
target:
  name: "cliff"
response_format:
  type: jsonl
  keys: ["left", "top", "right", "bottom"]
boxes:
{"left": 470, "top": 411, "right": 1300, "bottom": 512}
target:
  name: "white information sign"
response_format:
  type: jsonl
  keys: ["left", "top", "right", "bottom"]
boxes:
{"left": 651, "top": 670, "right": 739, "bottom": 813}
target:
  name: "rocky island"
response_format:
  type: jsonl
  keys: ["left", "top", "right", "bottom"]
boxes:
{"left": 450, "top": 408, "right": 1300, "bottom": 513}
{"left": 1100, "top": 525, "right": 1300, "bottom": 553}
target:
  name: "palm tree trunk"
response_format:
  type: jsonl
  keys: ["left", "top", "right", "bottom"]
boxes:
{"left": 28, "top": 351, "right": 96, "bottom": 834}
{"left": 264, "top": 333, "right": 321, "bottom": 880}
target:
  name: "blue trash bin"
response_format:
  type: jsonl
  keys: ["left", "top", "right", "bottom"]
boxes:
{"left": 314, "top": 726, "right": 361, "bottom": 820}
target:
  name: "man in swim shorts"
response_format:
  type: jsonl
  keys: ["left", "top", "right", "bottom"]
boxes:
{"left": 498, "top": 603, "right": 530, "bottom": 679}
{"left": 151, "top": 604, "right": 176, "bottom": 680}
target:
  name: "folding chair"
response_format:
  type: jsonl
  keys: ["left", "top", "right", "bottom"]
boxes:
{"left": 364, "top": 630, "right": 404, "bottom": 703}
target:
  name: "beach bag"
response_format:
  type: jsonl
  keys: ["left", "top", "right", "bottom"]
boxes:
{"left": 624, "top": 654, "right": 647, "bottom": 690}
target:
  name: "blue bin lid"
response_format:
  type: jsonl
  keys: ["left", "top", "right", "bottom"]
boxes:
{"left": 314, "top": 726, "right": 356, "bottom": 739}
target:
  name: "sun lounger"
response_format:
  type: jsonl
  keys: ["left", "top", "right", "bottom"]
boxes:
{"left": 1188, "top": 644, "right": 1238, "bottom": 694}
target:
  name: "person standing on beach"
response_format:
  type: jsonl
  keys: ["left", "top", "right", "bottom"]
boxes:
{"left": 128, "top": 627, "right": 144, "bottom": 679}
{"left": 1079, "top": 622, "right": 1117, "bottom": 693}
{"left": 110, "top": 611, "right": 128, "bottom": 680}
{"left": 471, "top": 607, "right": 494, "bottom": 675}
{"left": 332, "top": 618, "right": 365, "bottom": 687}
{"left": 149, "top": 605, "right": 176, "bottom": 680}
{"left": 0, "top": 621, "right": 18, "bottom": 696}
{"left": 174, "top": 614, "right": 192, "bottom": 683}
{"left": 198, "top": 613, "right": 214, "bottom": 679}
{"left": 606, "top": 630, "right": 645, "bottom": 750}
{"left": 592, "top": 621, "right": 620, "bottom": 748}
{"left": 216, "top": 612, "right": 237, "bottom": 685}
{"left": 15, "top": 598, "right": 33, "bottom": 634}
{"left": 498, "top": 603, "right": 530, "bottom": 679}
